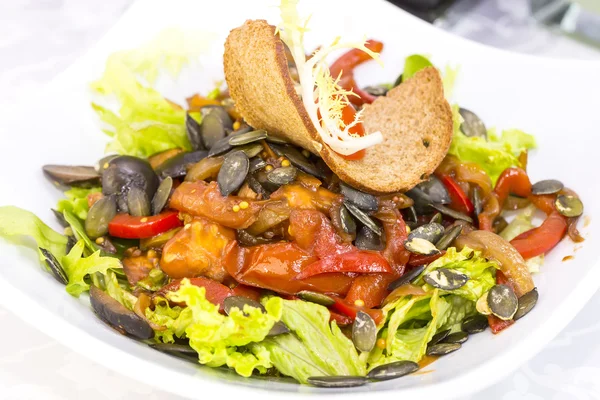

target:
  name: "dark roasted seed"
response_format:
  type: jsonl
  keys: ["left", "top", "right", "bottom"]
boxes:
{"left": 200, "top": 112, "right": 227, "bottom": 149}
{"left": 367, "top": 361, "right": 419, "bottom": 381}
{"left": 339, "top": 205, "right": 357, "bottom": 235}
{"left": 223, "top": 296, "right": 265, "bottom": 315}
{"left": 355, "top": 225, "right": 384, "bottom": 251}
{"left": 234, "top": 143, "right": 263, "bottom": 158}
{"left": 408, "top": 222, "right": 445, "bottom": 243}
{"left": 462, "top": 314, "right": 489, "bottom": 334}
{"left": 186, "top": 113, "right": 205, "bottom": 150}
{"left": 344, "top": 202, "right": 382, "bottom": 236}
{"left": 362, "top": 85, "right": 389, "bottom": 97}
{"left": 430, "top": 212, "right": 442, "bottom": 224}
{"left": 264, "top": 135, "right": 289, "bottom": 144}
{"left": 555, "top": 194, "right": 583, "bottom": 218}
{"left": 127, "top": 186, "right": 151, "bottom": 217}
{"left": 531, "top": 179, "right": 563, "bottom": 195}
{"left": 307, "top": 376, "right": 368, "bottom": 388}
{"left": 340, "top": 182, "right": 379, "bottom": 211}
{"left": 249, "top": 158, "right": 267, "bottom": 173}
{"left": 297, "top": 291, "right": 335, "bottom": 306}
{"left": 404, "top": 238, "right": 440, "bottom": 256}
{"left": 217, "top": 151, "right": 249, "bottom": 196}
{"left": 514, "top": 288, "right": 538, "bottom": 321}
{"left": 268, "top": 321, "right": 290, "bottom": 337}
{"left": 423, "top": 268, "right": 468, "bottom": 290}
{"left": 487, "top": 284, "right": 518, "bottom": 320}
{"left": 39, "top": 247, "right": 68, "bottom": 285}
{"left": 459, "top": 108, "right": 487, "bottom": 139}
{"left": 52, "top": 209, "right": 69, "bottom": 227}
{"left": 269, "top": 143, "right": 325, "bottom": 179}
{"left": 85, "top": 195, "right": 117, "bottom": 239}
{"left": 435, "top": 225, "right": 463, "bottom": 250}
{"left": 430, "top": 203, "right": 473, "bottom": 223}
{"left": 406, "top": 176, "right": 451, "bottom": 214}
{"left": 429, "top": 329, "right": 451, "bottom": 346}
{"left": 43, "top": 165, "right": 101, "bottom": 187}
{"left": 200, "top": 105, "right": 233, "bottom": 130}
{"left": 246, "top": 174, "right": 270, "bottom": 198}
{"left": 208, "top": 135, "right": 235, "bottom": 157}
{"left": 266, "top": 166, "right": 297, "bottom": 186}
{"left": 472, "top": 186, "right": 483, "bottom": 218}
{"left": 443, "top": 331, "right": 468, "bottom": 344}
{"left": 149, "top": 343, "right": 196, "bottom": 354}
{"left": 426, "top": 342, "right": 461, "bottom": 356}
{"left": 387, "top": 265, "right": 425, "bottom": 291}
{"left": 152, "top": 177, "right": 173, "bottom": 215}
{"left": 229, "top": 129, "right": 268, "bottom": 146}
{"left": 352, "top": 311, "right": 377, "bottom": 352}
{"left": 155, "top": 150, "right": 208, "bottom": 179}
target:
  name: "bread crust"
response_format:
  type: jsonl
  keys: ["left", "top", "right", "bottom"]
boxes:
{"left": 224, "top": 19, "right": 453, "bottom": 193}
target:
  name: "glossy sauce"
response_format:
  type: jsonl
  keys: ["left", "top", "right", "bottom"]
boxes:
{"left": 562, "top": 255, "right": 574, "bottom": 262}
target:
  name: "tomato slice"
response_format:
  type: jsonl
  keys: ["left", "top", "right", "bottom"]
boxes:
{"left": 158, "top": 277, "right": 233, "bottom": 310}
{"left": 440, "top": 174, "right": 474, "bottom": 214}
{"left": 108, "top": 211, "right": 183, "bottom": 239}
{"left": 510, "top": 212, "right": 568, "bottom": 259}
{"left": 295, "top": 251, "right": 393, "bottom": 280}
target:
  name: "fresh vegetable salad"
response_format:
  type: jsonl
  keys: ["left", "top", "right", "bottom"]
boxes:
{"left": 0, "top": 0, "right": 585, "bottom": 389}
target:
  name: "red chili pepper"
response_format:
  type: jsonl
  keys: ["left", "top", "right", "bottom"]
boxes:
{"left": 494, "top": 168, "right": 532, "bottom": 205}
{"left": 329, "top": 39, "right": 383, "bottom": 107}
{"left": 295, "top": 251, "right": 393, "bottom": 280}
{"left": 407, "top": 251, "right": 446, "bottom": 267}
{"left": 330, "top": 297, "right": 384, "bottom": 325}
{"left": 510, "top": 212, "right": 568, "bottom": 259}
{"left": 440, "top": 175, "right": 474, "bottom": 214}
{"left": 488, "top": 314, "right": 515, "bottom": 334}
{"left": 108, "top": 210, "right": 183, "bottom": 239}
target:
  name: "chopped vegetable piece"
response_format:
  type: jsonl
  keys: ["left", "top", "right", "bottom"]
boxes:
{"left": 108, "top": 211, "right": 183, "bottom": 239}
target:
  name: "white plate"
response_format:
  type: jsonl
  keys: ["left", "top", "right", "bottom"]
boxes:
{"left": 0, "top": 0, "right": 599, "bottom": 398}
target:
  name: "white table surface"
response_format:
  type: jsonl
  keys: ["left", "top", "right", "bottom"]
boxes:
{"left": 1, "top": 1, "right": 599, "bottom": 399}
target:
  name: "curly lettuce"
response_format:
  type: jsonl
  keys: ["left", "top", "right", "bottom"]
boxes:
{"left": 146, "top": 280, "right": 281, "bottom": 377}
{"left": 56, "top": 187, "right": 100, "bottom": 220}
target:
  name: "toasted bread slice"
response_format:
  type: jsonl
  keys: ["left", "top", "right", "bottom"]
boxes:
{"left": 224, "top": 19, "right": 453, "bottom": 193}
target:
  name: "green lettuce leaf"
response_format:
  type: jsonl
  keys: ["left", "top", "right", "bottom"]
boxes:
{"left": 62, "top": 210, "right": 99, "bottom": 256}
{"left": 403, "top": 54, "right": 433, "bottom": 80}
{"left": 56, "top": 187, "right": 101, "bottom": 220}
{"left": 440, "top": 295, "right": 477, "bottom": 332}
{"left": 415, "top": 247, "right": 499, "bottom": 302}
{"left": 146, "top": 279, "right": 281, "bottom": 377}
{"left": 448, "top": 106, "right": 536, "bottom": 184}
{"left": 260, "top": 299, "right": 365, "bottom": 383}
{"left": 0, "top": 206, "right": 68, "bottom": 263}
{"left": 90, "top": 30, "right": 206, "bottom": 158}
{"left": 61, "top": 240, "right": 122, "bottom": 297}
{"left": 367, "top": 290, "right": 449, "bottom": 369}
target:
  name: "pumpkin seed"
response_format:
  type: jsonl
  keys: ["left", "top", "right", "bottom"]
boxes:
{"left": 200, "top": 112, "right": 227, "bottom": 149}
{"left": 307, "top": 376, "right": 368, "bottom": 388}
{"left": 266, "top": 166, "right": 297, "bottom": 186}
{"left": 265, "top": 135, "right": 289, "bottom": 144}
{"left": 435, "top": 225, "right": 463, "bottom": 250}
{"left": 269, "top": 143, "right": 324, "bottom": 179}
{"left": 297, "top": 291, "right": 335, "bottom": 306}
{"left": 352, "top": 311, "right": 377, "bottom": 352}
{"left": 185, "top": 113, "right": 205, "bottom": 150}
{"left": 476, "top": 293, "right": 492, "bottom": 315}
{"left": 472, "top": 186, "right": 482, "bottom": 217}
{"left": 208, "top": 135, "right": 234, "bottom": 157}
{"left": 430, "top": 203, "right": 473, "bottom": 223}
{"left": 268, "top": 321, "right": 291, "bottom": 336}
{"left": 493, "top": 216, "right": 509, "bottom": 234}
{"left": 404, "top": 237, "right": 440, "bottom": 256}
{"left": 406, "top": 176, "right": 451, "bottom": 214}
{"left": 339, "top": 205, "right": 357, "bottom": 234}
{"left": 42, "top": 165, "right": 101, "bottom": 187}
{"left": 85, "top": 195, "right": 117, "bottom": 239}
{"left": 408, "top": 222, "right": 445, "bottom": 243}
{"left": 249, "top": 158, "right": 267, "bottom": 173}
{"left": 52, "top": 209, "right": 69, "bottom": 228}
{"left": 151, "top": 177, "right": 173, "bottom": 215}
{"left": 155, "top": 150, "right": 208, "bottom": 179}
{"left": 235, "top": 143, "right": 264, "bottom": 158}
{"left": 355, "top": 225, "right": 384, "bottom": 251}
{"left": 443, "top": 331, "right": 469, "bottom": 344}
{"left": 555, "top": 194, "right": 583, "bottom": 218}
{"left": 430, "top": 212, "right": 443, "bottom": 224}
{"left": 462, "top": 314, "right": 488, "bottom": 334}
{"left": 246, "top": 174, "right": 270, "bottom": 198}
{"left": 127, "top": 186, "right": 150, "bottom": 217}
{"left": 459, "top": 108, "right": 487, "bottom": 139}
{"left": 426, "top": 342, "right": 461, "bottom": 356}
{"left": 362, "top": 85, "right": 389, "bottom": 97}
{"left": 39, "top": 247, "right": 68, "bottom": 285}
{"left": 236, "top": 229, "right": 276, "bottom": 246}
{"left": 404, "top": 206, "right": 418, "bottom": 223}
{"left": 200, "top": 105, "right": 233, "bottom": 131}
{"left": 339, "top": 182, "right": 379, "bottom": 211}
{"left": 149, "top": 343, "right": 196, "bottom": 354}
{"left": 487, "top": 284, "right": 518, "bottom": 320}
{"left": 367, "top": 360, "right": 419, "bottom": 381}
{"left": 217, "top": 151, "right": 249, "bottom": 196}
{"left": 393, "top": 73, "right": 403, "bottom": 87}
{"left": 514, "top": 288, "right": 538, "bottom": 321}
{"left": 423, "top": 268, "right": 468, "bottom": 290}
{"left": 387, "top": 265, "right": 426, "bottom": 291}
{"left": 429, "top": 329, "right": 451, "bottom": 346}
{"left": 531, "top": 179, "right": 563, "bottom": 195}
{"left": 96, "top": 155, "right": 119, "bottom": 174}
{"left": 228, "top": 129, "right": 268, "bottom": 146}
{"left": 344, "top": 202, "right": 382, "bottom": 236}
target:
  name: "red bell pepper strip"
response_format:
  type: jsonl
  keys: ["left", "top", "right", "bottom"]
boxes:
{"left": 440, "top": 175, "right": 474, "bottom": 214}
{"left": 330, "top": 40, "right": 383, "bottom": 91}
{"left": 232, "top": 284, "right": 262, "bottom": 302}
{"left": 108, "top": 210, "right": 183, "bottom": 239}
{"left": 344, "top": 274, "right": 389, "bottom": 309}
{"left": 331, "top": 297, "right": 384, "bottom": 325}
{"left": 295, "top": 251, "right": 393, "bottom": 280}
{"left": 329, "top": 310, "right": 353, "bottom": 326}
{"left": 488, "top": 314, "right": 515, "bottom": 334}
{"left": 407, "top": 251, "right": 446, "bottom": 267}
{"left": 510, "top": 212, "right": 568, "bottom": 259}
{"left": 479, "top": 168, "right": 531, "bottom": 231}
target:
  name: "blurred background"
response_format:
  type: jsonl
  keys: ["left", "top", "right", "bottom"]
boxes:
{"left": 0, "top": 1, "right": 599, "bottom": 399}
